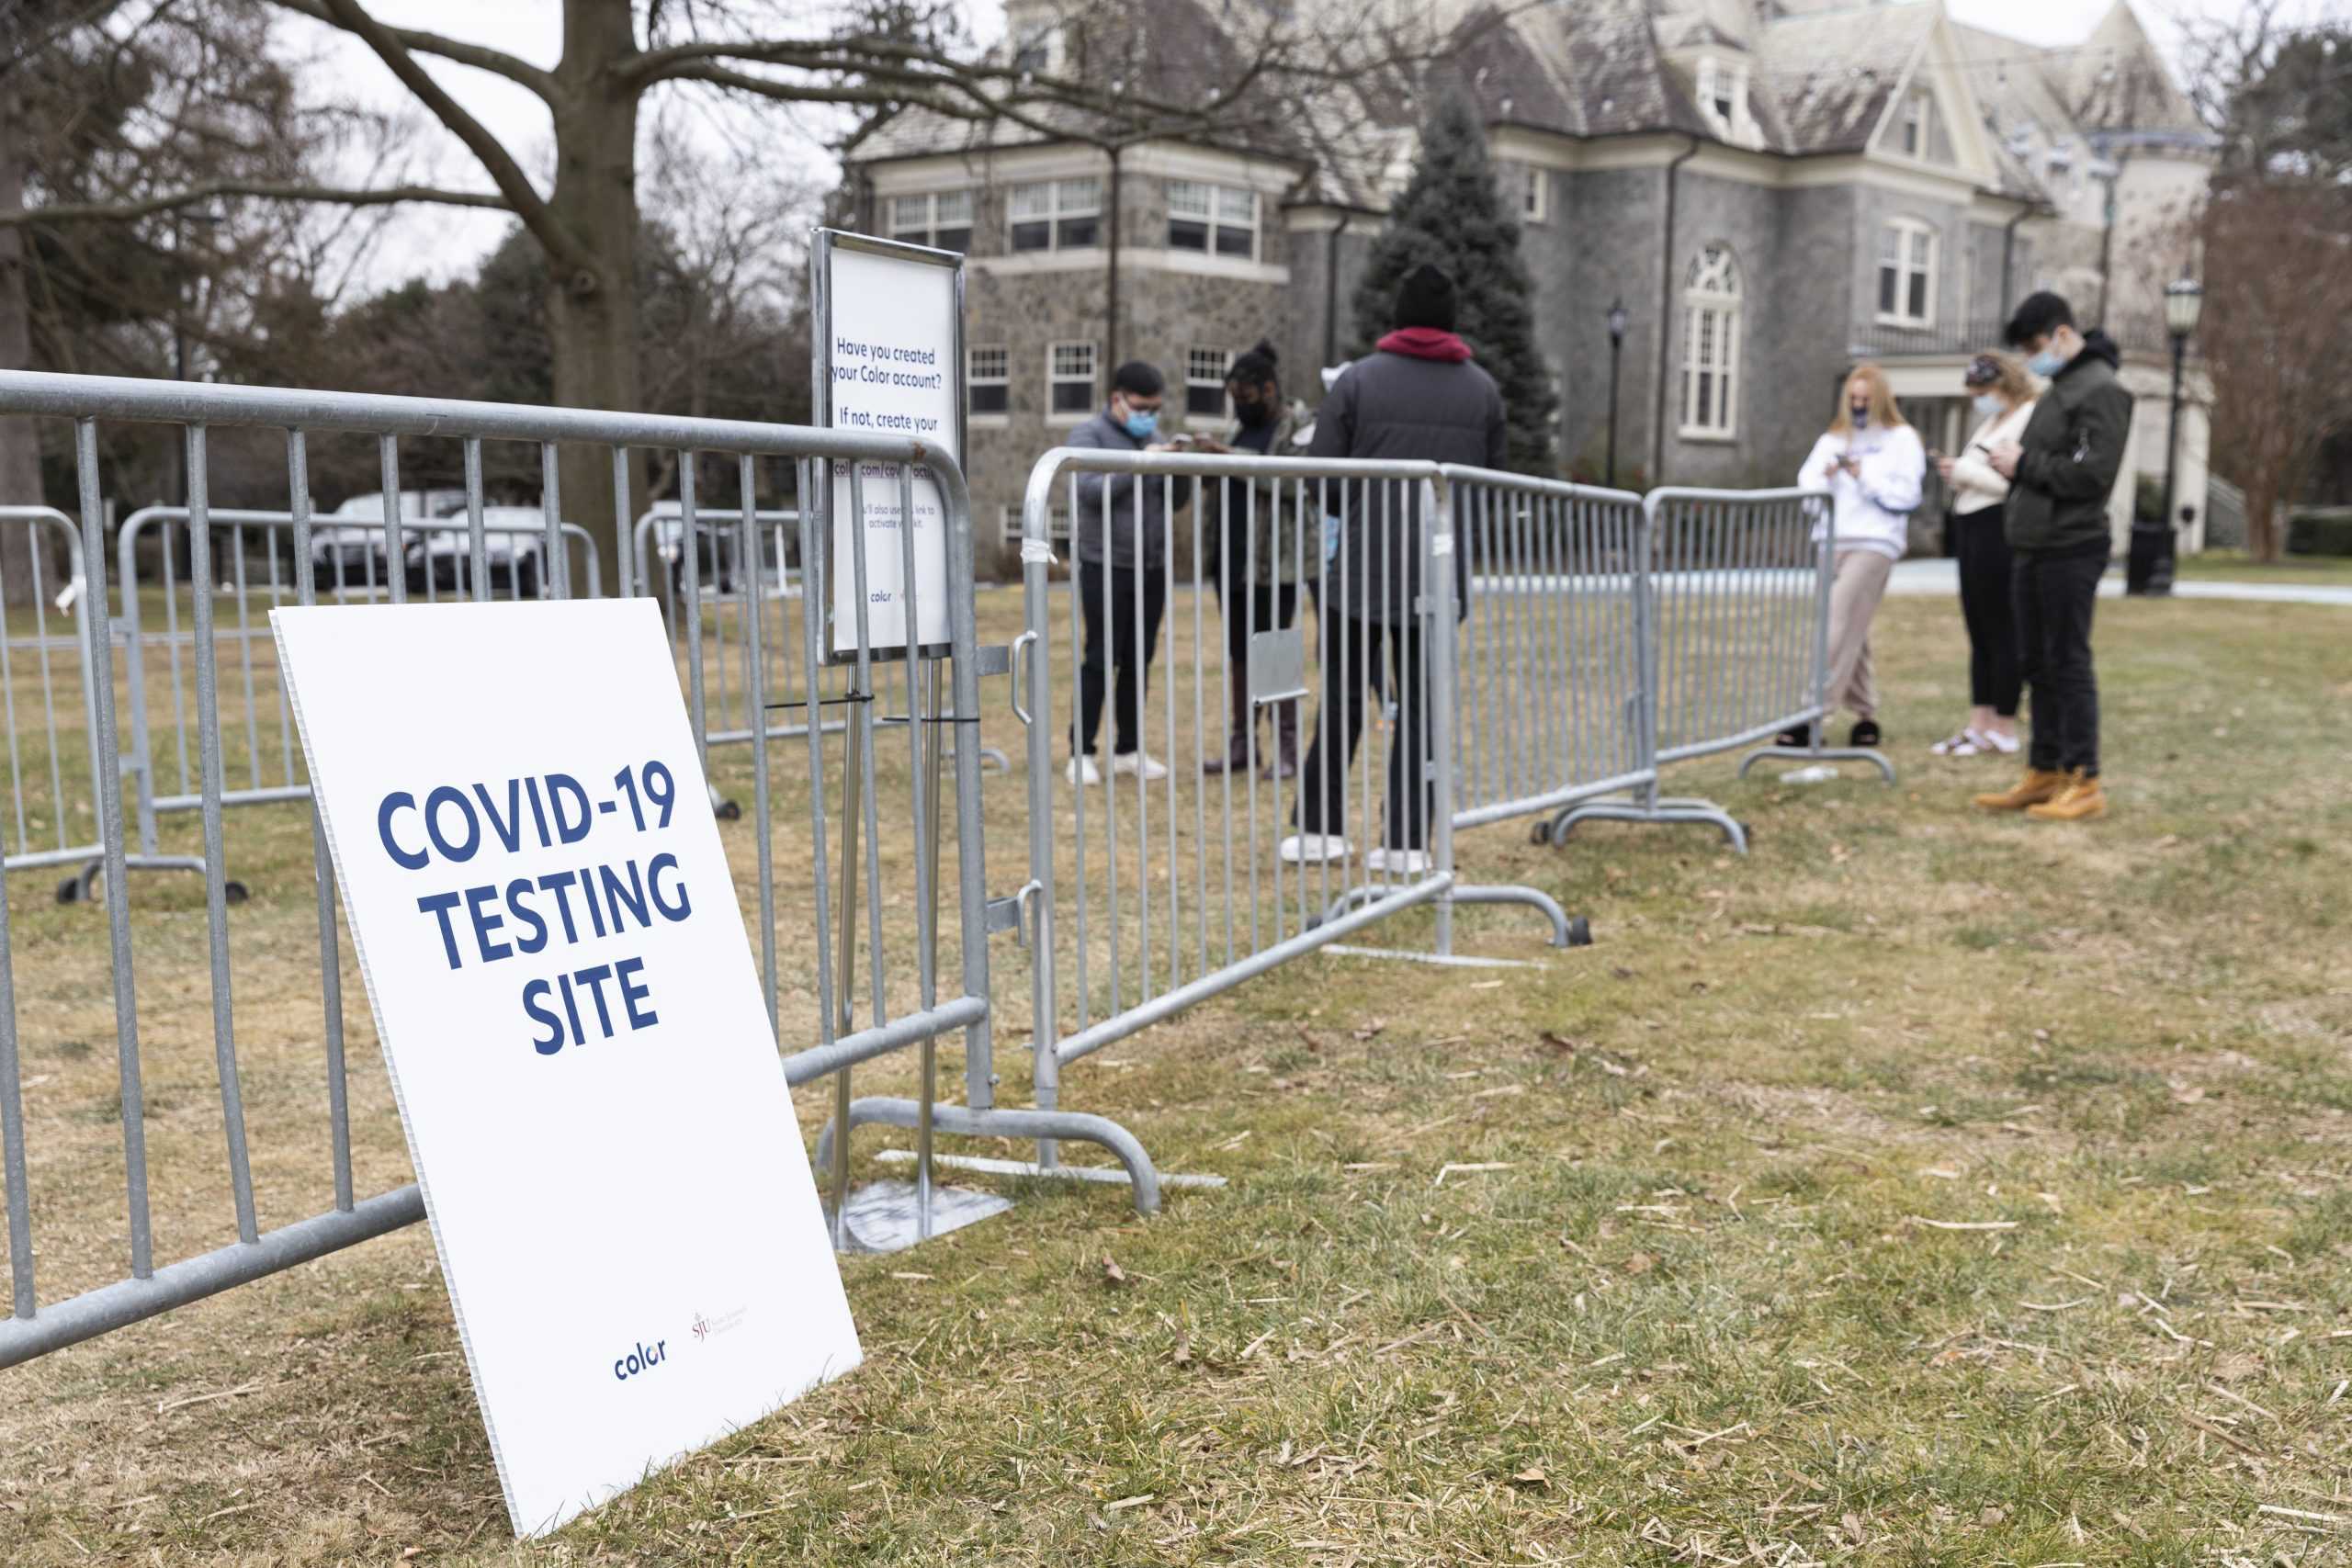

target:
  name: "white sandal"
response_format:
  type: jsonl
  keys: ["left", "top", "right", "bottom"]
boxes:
{"left": 1929, "top": 728, "right": 1982, "bottom": 757}
{"left": 1977, "top": 728, "right": 2019, "bottom": 755}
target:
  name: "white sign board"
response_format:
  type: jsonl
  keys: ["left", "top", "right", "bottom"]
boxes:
{"left": 817, "top": 232, "right": 960, "bottom": 655}
{"left": 273, "top": 599, "right": 861, "bottom": 1539}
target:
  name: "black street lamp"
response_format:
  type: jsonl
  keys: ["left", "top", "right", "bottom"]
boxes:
{"left": 1605, "top": 298, "right": 1629, "bottom": 489}
{"left": 2154, "top": 274, "right": 2203, "bottom": 597}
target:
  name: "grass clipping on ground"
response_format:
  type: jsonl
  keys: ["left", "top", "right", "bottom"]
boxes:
{"left": 3, "top": 592, "right": 2351, "bottom": 1565}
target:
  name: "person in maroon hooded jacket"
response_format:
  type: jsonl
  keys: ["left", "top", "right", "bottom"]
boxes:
{"left": 1280, "top": 264, "right": 1505, "bottom": 876}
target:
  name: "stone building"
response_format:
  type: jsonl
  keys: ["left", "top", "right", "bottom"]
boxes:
{"left": 846, "top": 0, "right": 2213, "bottom": 563}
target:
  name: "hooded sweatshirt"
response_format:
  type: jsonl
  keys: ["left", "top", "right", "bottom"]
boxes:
{"left": 1797, "top": 420, "right": 1925, "bottom": 559}
{"left": 2005, "top": 329, "right": 2132, "bottom": 557}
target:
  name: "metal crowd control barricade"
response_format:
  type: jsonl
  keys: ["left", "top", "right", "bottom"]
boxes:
{"left": 0, "top": 368, "right": 1142, "bottom": 1371}
{"left": 1010, "top": 446, "right": 1574, "bottom": 1179}
{"left": 1443, "top": 469, "right": 1645, "bottom": 900}
{"left": 105, "top": 507, "right": 602, "bottom": 895}
{"left": 0, "top": 506, "right": 208, "bottom": 899}
{"left": 1549, "top": 486, "right": 1893, "bottom": 854}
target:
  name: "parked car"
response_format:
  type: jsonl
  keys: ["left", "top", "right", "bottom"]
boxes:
{"left": 313, "top": 490, "right": 464, "bottom": 590}
{"left": 406, "top": 505, "right": 560, "bottom": 597}
{"left": 642, "top": 499, "right": 799, "bottom": 595}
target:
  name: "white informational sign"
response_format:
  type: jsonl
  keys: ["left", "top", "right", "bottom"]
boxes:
{"left": 273, "top": 600, "right": 861, "bottom": 1540}
{"left": 818, "top": 232, "right": 960, "bottom": 655}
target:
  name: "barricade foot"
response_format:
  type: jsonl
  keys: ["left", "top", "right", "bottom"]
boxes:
{"left": 1736, "top": 743, "right": 1895, "bottom": 784}
{"left": 1451, "top": 883, "right": 1588, "bottom": 949}
{"left": 1548, "top": 796, "right": 1749, "bottom": 855}
{"left": 57, "top": 855, "right": 241, "bottom": 906}
{"left": 813, "top": 1097, "right": 1163, "bottom": 1217}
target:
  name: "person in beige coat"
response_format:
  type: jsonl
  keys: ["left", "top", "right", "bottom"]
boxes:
{"left": 1931, "top": 353, "right": 2037, "bottom": 757}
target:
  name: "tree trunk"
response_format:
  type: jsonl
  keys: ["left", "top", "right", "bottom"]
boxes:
{"left": 0, "top": 91, "right": 49, "bottom": 607}
{"left": 546, "top": 0, "right": 646, "bottom": 595}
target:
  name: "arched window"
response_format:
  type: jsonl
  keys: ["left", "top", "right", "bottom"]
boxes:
{"left": 1680, "top": 244, "right": 1741, "bottom": 439}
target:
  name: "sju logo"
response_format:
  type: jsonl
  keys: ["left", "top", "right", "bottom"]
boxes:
{"left": 612, "top": 1339, "right": 668, "bottom": 1382}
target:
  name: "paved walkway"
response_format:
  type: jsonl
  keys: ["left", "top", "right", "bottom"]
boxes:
{"left": 1885, "top": 558, "right": 2352, "bottom": 607}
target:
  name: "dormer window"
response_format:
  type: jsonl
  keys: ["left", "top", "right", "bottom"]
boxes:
{"left": 1899, "top": 90, "right": 1933, "bottom": 158}
{"left": 1694, "top": 56, "right": 1752, "bottom": 143}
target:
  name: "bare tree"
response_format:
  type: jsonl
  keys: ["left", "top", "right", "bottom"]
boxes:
{"left": 2199, "top": 184, "right": 2352, "bottom": 559}
{"left": 4, "top": 0, "right": 1464, "bottom": 570}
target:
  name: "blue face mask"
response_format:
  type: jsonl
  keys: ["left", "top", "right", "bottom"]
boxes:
{"left": 1121, "top": 407, "right": 1159, "bottom": 441}
{"left": 1973, "top": 393, "right": 2003, "bottom": 418}
{"left": 2027, "top": 342, "right": 2068, "bottom": 378}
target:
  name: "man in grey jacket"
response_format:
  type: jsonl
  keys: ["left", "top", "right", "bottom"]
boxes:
{"left": 1973, "top": 291, "right": 2132, "bottom": 824}
{"left": 1283, "top": 264, "right": 1506, "bottom": 874}
{"left": 1066, "top": 360, "right": 1192, "bottom": 784}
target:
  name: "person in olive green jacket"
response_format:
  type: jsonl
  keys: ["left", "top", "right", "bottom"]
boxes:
{"left": 1197, "top": 341, "right": 1308, "bottom": 779}
{"left": 1973, "top": 291, "right": 2132, "bottom": 823}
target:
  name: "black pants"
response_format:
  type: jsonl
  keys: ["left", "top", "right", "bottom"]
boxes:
{"left": 1210, "top": 566, "right": 1300, "bottom": 668}
{"left": 1953, "top": 504, "right": 2020, "bottom": 716}
{"left": 2014, "top": 546, "right": 2104, "bottom": 775}
{"left": 1074, "top": 558, "right": 1168, "bottom": 756}
{"left": 1296, "top": 607, "right": 1429, "bottom": 851}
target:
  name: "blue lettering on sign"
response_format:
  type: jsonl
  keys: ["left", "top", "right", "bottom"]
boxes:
{"left": 612, "top": 1338, "right": 669, "bottom": 1381}
{"left": 372, "top": 762, "right": 695, "bottom": 1057}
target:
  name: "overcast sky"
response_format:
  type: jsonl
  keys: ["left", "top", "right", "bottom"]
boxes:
{"left": 287, "top": 0, "right": 2333, "bottom": 295}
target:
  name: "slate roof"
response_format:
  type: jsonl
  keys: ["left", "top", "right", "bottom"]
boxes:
{"left": 852, "top": 0, "right": 2199, "bottom": 209}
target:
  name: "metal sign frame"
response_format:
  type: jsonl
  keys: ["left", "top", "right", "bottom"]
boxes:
{"left": 808, "top": 228, "right": 967, "bottom": 665}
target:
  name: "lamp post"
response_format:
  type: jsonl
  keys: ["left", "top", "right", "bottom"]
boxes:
{"left": 2153, "top": 274, "right": 2202, "bottom": 597}
{"left": 1605, "top": 298, "right": 1629, "bottom": 489}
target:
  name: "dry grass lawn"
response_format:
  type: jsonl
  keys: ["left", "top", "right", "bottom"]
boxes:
{"left": 1, "top": 581, "right": 2348, "bottom": 1566}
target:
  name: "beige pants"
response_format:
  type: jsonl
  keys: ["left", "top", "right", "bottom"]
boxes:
{"left": 1825, "top": 548, "right": 1895, "bottom": 720}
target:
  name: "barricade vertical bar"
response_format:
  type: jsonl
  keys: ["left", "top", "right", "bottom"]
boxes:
{"left": 0, "top": 547, "right": 24, "bottom": 852}
{"left": 74, "top": 419, "right": 152, "bottom": 1277}
{"left": 894, "top": 462, "right": 934, "bottom": 1237}
{"left": 1019, "top": 462, "right": 1062, "bottom": 1168}
{"left": 289, "top": 431, "right": 355, "bottom": 1213}
{"left": 462, "top": 438, "right": 489, "bottom": 603}
{"left": 1192, "top": 467, "right": 1212, "bottom": 979}
{"left": 161, "top": 516, "right": 191, "bottom": 796}
{"left": 612, "top": 448, "right": 635, "bottom": 599}
{"left": 679, "top": 458, "right": 707, "bottom": 782}
{"left": 741, "top": 457, "right": 776, "bottom": 1038}
{"left": 1132, "top": 477, "right": 1152, "bottom": 1001}
{"left": 1242, "top": 474, "right": 1261, "bottom": 953}
{"left": 540, "top": 443, "right": 564, "bottom": 600}
{"left": 852, "top": 472, "right": 888, "bottom": 1033}
{"left": 379, "top": 434, "right": 406, "bottom": 606}
{"left": 0, "top": 783, "right": 28, "bottom": 1314}
{"left": 184, "top": 426, "right": 260, "bottom": 1246}
{"left": 1429, "top": 474, "right": 1457, "bottom": 957}
{"left": 1161, "top": 475, "right": 1178, "bottom": 994}
{"left": 25, "top": 546, "right": 62, "bottom": 851}
{"left": 230, "top": 526, "right": 265, "bottom": 792}
{"left": 262, "top": 536, "right": 296, "bottom": 784}
{"left": 782, "top": 459, "right": 845, "bottom": 1249}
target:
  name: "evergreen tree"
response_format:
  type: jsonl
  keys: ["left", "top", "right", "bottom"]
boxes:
{"left": 1348, "top": 89, "right": 1556, "bottom": 472}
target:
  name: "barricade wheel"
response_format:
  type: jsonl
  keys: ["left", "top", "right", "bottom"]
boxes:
{"left": 54, "top": 875, "right": 82, "bottom": 906}
{"left": 715, "top": 799, "right": 742, "bottom": 821}
{"left": 1529, "top": 820, "right": 1553, "bottom": 846}
{"left": 224, "top": 881, "right": 250, "bottom": 905}
{"left": 1567, "top": 916, "right": 1594, "bottom": 947}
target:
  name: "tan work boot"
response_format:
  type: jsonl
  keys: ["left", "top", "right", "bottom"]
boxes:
{"left": 2026, "top": 769, "right": 2107, "bottom": 822}
{"left": 1972, "top": 766, "right": 2067, "bottom": 812}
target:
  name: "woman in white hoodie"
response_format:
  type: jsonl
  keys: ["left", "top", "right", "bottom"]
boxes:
{"left": 1928, "top": 353, "right": 2036, "bottom": 757}
{"left": 1781, "top": 363, "right": 1924, "bottom": 750}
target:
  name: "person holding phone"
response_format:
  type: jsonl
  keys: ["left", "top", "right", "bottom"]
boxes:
{"left": 1198, "top": 340, "right": 1306, "bottom": 779}
{"left": 1781, "top": 363, "right": 1923, "bottom": 750}
{"left": 1930, "top": 353, "right": 2036, "bottom": 757}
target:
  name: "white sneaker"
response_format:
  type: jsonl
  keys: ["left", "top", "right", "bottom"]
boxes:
{"left": 1367, "top": 845, "right": 1432, "bottom": 875}
{"left": 1110, "top": 750, "right": 1169, "bottom": 781}
{"left": 1066, "top": 755, "right": 1102, "bottom": 787}
{"left": 1979, "top": 728, "right": 2020, "bottom": 755}
{"left": 1277, "top": 832, "right": 1351, "bottom": 864}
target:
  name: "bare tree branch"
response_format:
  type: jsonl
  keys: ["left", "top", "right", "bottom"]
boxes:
{"left": 0, "top": 178, "right": 513, "bottom": 225}
{"left": 310, "top": 0, "right": 595, "bottom": 280}
{"left": 259, "top": 0, "right": 556, "bottom": 97}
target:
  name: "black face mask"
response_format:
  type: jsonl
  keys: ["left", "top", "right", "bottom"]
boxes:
{"left": 1233, "top": 391, "right": 1275, "bottom": 429}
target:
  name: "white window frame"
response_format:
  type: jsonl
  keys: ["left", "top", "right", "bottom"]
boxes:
{"left": 1679, "top": 243, "right": 1742, "bottom": 441}
{"left": 1046, "top": 340, "right": 1097, "bottom": 424}
{"left": 967, "top": 344, "right": 1010, "bottom": 423}
{"left": 888, "top": 189, "right": 974, "bottom": 252}
{"left": 1183, "top": 346, "right": 1231, "bottom": 421}
{"left": 1899, "top": 90, "right": 1933, "bottom": 160}
{"left": 1695, "top": 57, "right": 1753, "bottom": 143}
{"left": 1165, "top": 181, "right": 1258, "bottom": 260}
{"left": 1876, "top": 217, "right": 1939, "bottom": 328}
{"left": 1009, "top": 178, "right": 1102, "bottom": 254}
{"left": 1498, "top": 161, "right": 1547, "bottom": 225}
